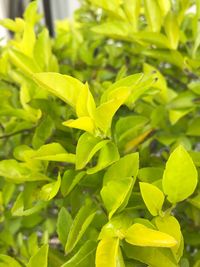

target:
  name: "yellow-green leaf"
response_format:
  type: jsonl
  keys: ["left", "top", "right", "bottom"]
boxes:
{"left": 63, "top": 117, "right": 95, "bottom": 134}
{"left": 33, "top": 72, "right": 86, "bottom": 108}
{"left": 123, "top": 0, "right": 140, "bottom": 31}
{"left": 164, "top": 12, "right": 179, "bottom": 50}
{"left": 86, "top": 142, "right": 119, "bottom": 174}
{"left": 65, "top": 201, "right": 96, "bottom": 253}
{"left": 101, "top": 178, "right": 134, "bottom": 219}
{"left": 158, "top": 0, "right": 171, "bottom": 17}
{"left": 27, "top": 244, "right": 49, "bottom": 267}
{"left": 125, "top": 223, "right": 177, "bottom": 247}
{"left": 162, "top": 145, "right": 198, "bottom": 203}
{"left": 96, "top": 238, "right": 121, "bottom": 267}
{"left": 144, "top": 0, "right": 162, "bottom": 32}
{"left": 140, "top": 182, "right": 165, "bottom": 216}
{"left": 95, "top": 89, "right": 130, "bottom": 135}
{"left": 39, "top": 173, "right": 61, "bottom": 201}
{"left": 76, "top": 132, "right": 109, "bottom": 170}
{"left": 155, "top": 215, "right": 183, "bottom": 260}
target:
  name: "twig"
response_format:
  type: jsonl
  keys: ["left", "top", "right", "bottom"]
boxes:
{"left": 0, "top": 127, "right": 35, "bottom": 140}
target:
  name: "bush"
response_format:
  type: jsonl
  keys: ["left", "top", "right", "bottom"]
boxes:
{"left": 0, "top": 0, "right": 200, "bottom": 266}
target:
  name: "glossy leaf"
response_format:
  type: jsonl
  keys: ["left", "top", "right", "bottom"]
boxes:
{"left": 63, "top": 117, "right": 95, "bottom": 134}
{"left": 33, "top": 72, "right": 86, "bottom": 108}
{"left": 95, "top": 88, "right": 130, "bottom": 134}
{"left": 124, "top": 243, "right": 178, "bottom": 267}
{"left": 155, "top": 215, "right": 183, "bottom": 260}
{"left": 32, "top": 143, "right": 75, "bottom": 163}
{"left": 39, "top": 173, "right": 61, "bottom": 201}
{"left": 86, "top": 142, "right": 119, "bottom": 174}
{"left": 76, "top": 132, "right": 109, "bottom": 170}
{"left": 140, "top": 182, "right": 165, "bottom": 216}
{"left": 65, "top": 201, "right": 96, "bottom": 253}
{"left": 0, "top": 159, "right": 49, "bottom": 183}
{"left": 0, "top": 255, "right": 22, "bottom": 267}
{"left": 103, "top": 153, "right": 139, "bottom": 185}
{"left": 164, "top": 12, "right": 179, "bottom": 49}
{"left": 57, "top": 207, "right": 73, "bottom": 247}
{"left": 9, "top": 49, "right": 41, "bottom": 75}
{"left": 144, "top": 0, "right": 162, "bottom": 32}
{"left": 61, "top": 170, "right": 86, "bottom": 196}
{"left": 125, "top": 223, "right": 177, "bottom": 247}
{"left": 101, "top": 178, "right": 135, "bottom": 219}
{"left": 96, "top": 238, "right": 121, "bottom": 267}
{"left": 162, "top": 145, "right": 198, "bottom": 203}
{"left": 61, "top": 240, "right": 96, "bottom": 267}
{"left": 27, "top": 244, "right": 49, "bottom": 267}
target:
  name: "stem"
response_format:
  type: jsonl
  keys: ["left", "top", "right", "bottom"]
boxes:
{"left": 0, "top": 127, "right": 35, "bottom": 140}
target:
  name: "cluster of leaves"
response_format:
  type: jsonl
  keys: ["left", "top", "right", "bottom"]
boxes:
{"left": 0, "top": 0, "right": 200, "bottom": 266}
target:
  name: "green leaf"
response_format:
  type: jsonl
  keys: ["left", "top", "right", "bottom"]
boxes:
{"left": 115, "top": 115, "right": 149, "bottom": 146}
{"left": 39, "top": 173, "right": 61, "bottom": 201}
{"left": 99, "top": 214, "right": 132, "bottom": 240}
{"left": 187, "top": 117, "right": 200, "bottom": 136}
{"left": 65, "top": 201, "right": 96, "bottom": 253}
{"left": 33, "top": 72, "right": 86, "bottom": 108}
{"left": 96, "top": 238, "right": 121, "bottom": 267}
{"left": 162, "top": 145, "right": 198, "bottom": 203}
{"left": 76, "top": 132, "right": 109, "bottom": 170}
{"left": 0, "top": 18, "right": 24, "bottom": 33}
{"left": 17, "top": 23, "right": 36, "bottom": 57}
{"left": 95, "top": 88, "right": 130, "bottom": 135}
{"left": 57, "top": 207, "right": 73, "bottom": 247}
{"left": 27, "top": 244, "right": 49, "bottom": 267}
{"left": 11, "top": 192, "right": 46, "bottom": 216}
{"left": 155, "top": 215, "right": 183, "bottom": 260}
{"left": 101, "top": 178, "right": 135, "bottom": 219}
{"left": 63, "top": 117, "right": 95, "bottom": 134}
{"left": 124, "top": 244, "right": 178, "bottom": 267}
{"left": 169, "top": 109, "right": 192, "bottom": 125}
{"left": 123, "top": 0, "right": 140, "bottom": 31}
{"left": 143, "top": 63, "right": 167, "bottom": 102}
{"left": 144, "top": 0, "right": 162, "bottom": 32}
{"left": 101, "top": 73, "right": 143, "bottom": 103}
{"left": 89, "top": 0, "right": 125, "bottom": 19}
{"left": 92, "top": 21, "right": 132, "bottom": 40}
{"left": 103, "top": 153, "right": 139, "bottom": 185}
{"left": 188, "top": 193, "right": 200, "bottom": 209}
{"left": 138, "top": 167, "right": 164, "bottom": 183}
{"left": 134, "top": 32, "right": 171, "bottom": 48}
{"left": 86, "top": 142, "right": 119, "bottom": 174}
{"left": 0, "top": 159, "right": 49, "bottom": 183}
{"left": 140, "top": 182, "right": 165, "bottom": 216}
{"left": 61, "top": 240, "right": 96, "bottom": 267}
{"left": 23, "top": 1, "right": 41, "bottom": 25}
{"left": 32, "top": 116, "right": 54, "bottom": 149}
{"left": 9, "top": 49, "right": 41, "bottom": 75}
{"left": 75, "top": 82, "right": 96, "bottom": 118}
{"left": 158, "top": 0, "right": 171, "bottom": 16}
{"left": 61, "top": 170, "right": 85, "bottom": 196}
{"left": 32, "top": 143, "right": 75, "bottom": 163}
{"left": 164, "top": 11, "right": 179, "bottom": 50}
{"left": 0, "top": 255, "right": 22, "bottom": 267}
{"left": 125, "top": 223, "right": 177, "bottom": 247}
{"left": 34, "top": 29, "right": 52, "bottom": 71}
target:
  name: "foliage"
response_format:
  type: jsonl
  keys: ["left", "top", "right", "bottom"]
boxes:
{"left": 0, "top": 0, "right": 200, "bottom": 266}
